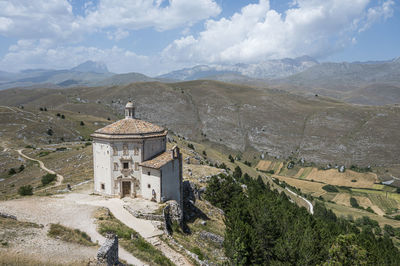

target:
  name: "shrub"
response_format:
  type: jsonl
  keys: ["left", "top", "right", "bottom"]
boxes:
{"left": 322, "top": 184, "right": 339, "bottom": 193}
{"left": 366, "top": 207, "right": 375, "bottom": 213}
{"left": 202, "top": 150, "right": 207, "bottom": 156}
{"left": 229, "top": 154, "right": 234, "bottom": 163}
{"left": 56, "top": 113, "right": 60, "bottom": 117}
{"left": 39, "top": 151, "right": 50, "bottom": 157}
{"left": 80, "top": 121, "right": 85, "bottom": 126}
{"left": 8, "top": 168, "right": 16, "bottom": 175}
{"left": 351, "top": 179, "right": 357, "bottom": 182}
{"left": 350, "top": 197, "right": 360, "bottom": 208}
{"left": 47, "top": 128, "right": 53, "bottom": 136}
{"left": 190, "top": 247, "right": 205, "bottom": 261}
{"left": 61, "top": 114, "right": 65, "bottom": 119}
{"left": 41, "top": 173, "right": 57, "bottom": 186}
{"left": 18, "top": 164, "right": 25, "bottom": 172}
{"left": 187, "top": 143, "right": 195, "bottom": 150}
{"left": 18, "top": 185, "right": 33, "bottom": 196}
{"left": 268, "top": 170, "right": 275, "bottom": 175}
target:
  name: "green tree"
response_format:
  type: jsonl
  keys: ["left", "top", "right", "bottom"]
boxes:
{"left": 229, "top": 154, "right": 234, "bottom": 163}
{"left": 233, "top": 166, "right": 242, "bottom": 179}
{"left": 325, "top": 234, "right": 367, "bottom": 265}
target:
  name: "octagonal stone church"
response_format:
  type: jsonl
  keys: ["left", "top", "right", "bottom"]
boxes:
{"left": 91, "top": 101, "right": 182, "bottom": 205}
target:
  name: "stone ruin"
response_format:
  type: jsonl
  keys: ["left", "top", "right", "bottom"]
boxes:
{"left": 96, "top": 233, "right": 122, "bottom": 266}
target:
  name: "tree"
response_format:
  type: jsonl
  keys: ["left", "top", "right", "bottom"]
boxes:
{"left": 325, "top": 234, "right": 367, "bottom": 265}
{"left": 19, "top": 164, "right": 25, "bottom": 172}
{"left": 18, "top": 185, "right": 33, "bottom": 196}
{"left": 229, "top": 154, "right": 234, "bottom": 163}
{"left": 233, "top": 166, "right": 242, "bottom": 179}
{"left": 350, "top": 197, "right": 360, "bottom": 208}
{"left": 61, "top": 114, "right": 65, "bottom": 119}
{"left": 56, "top": 113, "right": 60, "bottom": 117}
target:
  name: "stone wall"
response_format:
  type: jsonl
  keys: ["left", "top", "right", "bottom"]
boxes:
{"left": 97, "top": 233, "right": 120, "bottom": 266}
{"left": 123, "top": 205, "right": 164, "bottom": 221}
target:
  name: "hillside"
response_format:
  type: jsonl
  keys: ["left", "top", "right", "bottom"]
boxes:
{"left": 1, "top": 80, "right": 399, "bottom": 166}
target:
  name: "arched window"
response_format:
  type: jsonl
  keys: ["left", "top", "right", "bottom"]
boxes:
{"left": 134, "top": 147, "right": 139, "bottom": 156}
{"left": 113, "top": 163, "right": 119, "bottom": 171}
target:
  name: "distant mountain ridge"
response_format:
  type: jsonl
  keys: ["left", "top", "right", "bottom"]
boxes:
{"left": 70, "top": 60, "right": 109, "bottom": 73}
{"left": 158, "top": 56, "right": 318, "bottom": 80}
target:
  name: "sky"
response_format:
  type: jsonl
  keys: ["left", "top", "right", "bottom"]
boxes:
{"left": 0, "top": 0, "right": 399, "bottom": 75}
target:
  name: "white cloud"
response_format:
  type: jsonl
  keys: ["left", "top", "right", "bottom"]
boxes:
{"left": 163, "top": 0, "right": 396, "bottom": 64}
{"left": 0, "top": 0, "right": 221, "bottom": 40}
{"left": 83, "top": 0, "right": 221, "bottom": 31}
{"left": 0, "top": 0, "right": 80, "bottom": 40}
{"left": 107, "top": 29, "right": 130, "bottom": 41}
{"left": 0, "top": 40, "right": 159, "bottom": 74}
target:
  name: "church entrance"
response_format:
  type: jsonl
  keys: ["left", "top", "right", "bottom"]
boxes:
{"left": 122, "top": 181, "right": 131, "bottom": 197}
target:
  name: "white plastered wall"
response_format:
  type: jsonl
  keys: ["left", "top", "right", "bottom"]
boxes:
{"left": 140, "top": 167, "right": 161, "bottom": 202}
{"left": 93, "top": 140, "right": 112, "bottom": 195}
{"left": 160, "top": 158, "right": 181, "bottom": 203}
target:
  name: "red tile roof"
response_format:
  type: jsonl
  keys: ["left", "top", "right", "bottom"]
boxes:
{"left": 140, "top": 151, "right": 173, "bottom": 169}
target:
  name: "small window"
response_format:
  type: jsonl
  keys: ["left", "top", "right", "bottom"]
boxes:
{"left": 123, "top": 162, "right": 129, "bottom": 169}
{"left": 134, "top": 147, "right": 139, "bottom": 155}
{"left": 112, "top": 146, "right": 118, "bottom": 155}
{"left": 101, "top": 183, "right": 105, "bottom": 190}
{"left": 148, "top": 184, "right": 151, "bottom": 188}
{"left": 148, "top": 171, "right": 151, "bottom": 176}
{"left": 134, "top": 162, "right": 139, "bottom": 171}
{"left": 113, "top": 163, "right": 119, "bottom": 171}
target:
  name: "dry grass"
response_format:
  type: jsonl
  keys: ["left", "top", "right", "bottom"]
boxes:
{"left": 305, "top": 168, "right": 378, "bottom": 188}
{"left": 272, "top": 175, "right": 325, "bottom": 196}
{"left": 48, "top": 223, "right": 96, "bottom": 246}
{"left": 0, "top": 252, "right": 89, "bottom": 266}
{"left": 256, "top": 160, "right": 272, "bottom": 171}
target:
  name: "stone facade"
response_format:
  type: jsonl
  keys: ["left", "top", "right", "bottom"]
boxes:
{"left": 91, "top": 102, "right": 183, "bottom": 206}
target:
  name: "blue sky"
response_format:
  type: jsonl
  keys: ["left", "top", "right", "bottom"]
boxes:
{"left": 0, "top": 0, "right": 398, "bottom": 75}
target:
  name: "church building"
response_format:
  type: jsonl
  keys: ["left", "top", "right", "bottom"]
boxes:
{"left": 91, "top": 101, "right": 182, "bottom": 205}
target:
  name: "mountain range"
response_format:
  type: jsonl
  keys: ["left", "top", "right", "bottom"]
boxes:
{"left": 0, "top": 57, "right": 399, "bottom": 106}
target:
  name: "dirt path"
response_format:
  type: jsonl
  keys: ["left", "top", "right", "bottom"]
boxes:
{"left": 0, "top": 189, "right": 192, "bottom": 265}
{"left": 17, "top": 149, "right": 64, "bottom": 191}
{"left": 286, "top": 187, "right": 314, "bottom": 214}
{"left": 0, "top": 192, "right": 145, "bottom": 265}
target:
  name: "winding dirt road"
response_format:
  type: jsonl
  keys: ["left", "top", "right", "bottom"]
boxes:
{"left": 17, "top": 149, "right": 64, "bottom": 191}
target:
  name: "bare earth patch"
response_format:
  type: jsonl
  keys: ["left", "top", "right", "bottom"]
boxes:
{"left": 306, "top": 168, "right": 378, "bottom": 188}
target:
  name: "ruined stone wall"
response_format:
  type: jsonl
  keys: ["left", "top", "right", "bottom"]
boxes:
{"left": 97, "top": 233, "right": 119, "bottom": 266}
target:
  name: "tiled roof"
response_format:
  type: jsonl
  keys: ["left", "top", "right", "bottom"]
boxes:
{"left": 140, "top": 151, "right": 173, "bottom": 169}
{"left": 91, "top": 118, "right": 167, "bottom": 139}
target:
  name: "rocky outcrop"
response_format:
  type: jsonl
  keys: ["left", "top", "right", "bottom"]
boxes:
{"left": 199, "top": 231, "right": 224, "bottom": 247}
{"left": 0, "top": 212, "right": 17, "bottom": 220}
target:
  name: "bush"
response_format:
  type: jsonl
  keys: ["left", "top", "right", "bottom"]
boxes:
{"left": 229, "top": 154, "right": 234, "bottom": 163}
{"left": 322, "top": 184, "right": 339, "bottom": 193}
{"left": 350, "top": 197, "right": 360, "bottom": 208}
{"left": 8, "top": 168, "right": 16, "bottom": 175}
{"left": 61, "top": 114, "right": 65, "bottom": 119}
{"left": 18, "top": 164, "right": 25, "bottom": 172}
{"left": 18, "top": 185, "right": 33, "bottom": 196}
{"left": 47, "top": 128, "right": 53, "bottom": 136}
{"left": 56, "top": 113, "right": 60, "bottom": 117}
{"left": 41, "top": 173, "right": 57, "bottom": 186}
{"left": 190, "top": 247, "right": 205, "bottom": 261}
{"left": 394, "top": 215, "right": 400, "bottom": 221}
{"left": 366, "top": 207, "right": 375, "bottom": 213}
{"left": 187, "top": 143, "right": 195, "bottom": 150}
{"left": 202, "top": 150, "right": 207, "bottom": 156}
